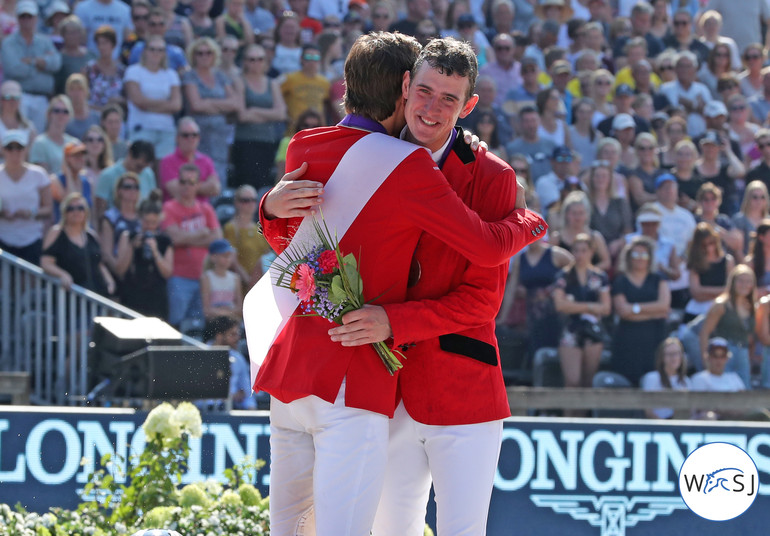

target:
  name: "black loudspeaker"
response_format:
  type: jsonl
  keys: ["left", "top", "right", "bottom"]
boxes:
{"left": 91, "top": 317, "right": 183, "bottom": 355}
{"left": 114, "top": 346, "right": 231, "bottom": 400}
{"left": 89, "top": 317, "right": 184, "bottom": 388}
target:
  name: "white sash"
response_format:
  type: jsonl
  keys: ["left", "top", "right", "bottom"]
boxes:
{"left": 243, "top": 132, "right": 423, "bottom": 385}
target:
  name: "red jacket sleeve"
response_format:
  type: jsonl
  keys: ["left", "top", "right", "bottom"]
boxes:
{"left": 383, "top": 163, "right": 518, "bottom": 345}
{"left": 394, "top": 153, "right": 547, "bottom": 267}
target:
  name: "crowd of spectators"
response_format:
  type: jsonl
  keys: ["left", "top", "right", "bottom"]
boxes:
{"left": 1, "top": 0, "right": 770, "bottom": 414}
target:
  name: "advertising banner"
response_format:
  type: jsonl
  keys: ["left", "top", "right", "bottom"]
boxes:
{"left": 0, "top": 408, "right": 767, "bottom": 535}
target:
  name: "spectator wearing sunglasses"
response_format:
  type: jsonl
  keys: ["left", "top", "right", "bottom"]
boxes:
{"left": 41, "top": 191, "right": 115, "bottom": 296}
{"left": 0, "top": 81, "right": 37, "bottom": 165}
{"left": 224, "top": 184, "right": 272, "bottom": 291}
{"left": 159, "top": 117, "right": 221, "bottom": 202}
{"left": 0, "top": 129, "right": 52, "bottom": 265}
{"left": 281, "top": 43, "right": 330, "bottom": 124}
{"left": 100, "top": 172, "right": 143, "bottom": 276}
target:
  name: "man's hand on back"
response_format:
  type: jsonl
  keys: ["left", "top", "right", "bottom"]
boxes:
{"left": 262, "top": 162, "right": 325, "bottom": 219}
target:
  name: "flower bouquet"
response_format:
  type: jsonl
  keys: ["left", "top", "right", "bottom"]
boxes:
{"left": 273, "top": 213, "right": 404, "bottom": 374}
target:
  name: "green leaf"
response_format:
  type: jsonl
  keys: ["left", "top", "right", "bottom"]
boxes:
{"left": 342, "top": 253, "right": 357, "bottom": 271}
{"left": 330, "top": 275, "right": 347, "bottom": 304}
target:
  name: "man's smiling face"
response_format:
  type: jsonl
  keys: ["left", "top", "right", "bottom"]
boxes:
{"left": 402, "top": 62, "right": 478, "bottom": 152}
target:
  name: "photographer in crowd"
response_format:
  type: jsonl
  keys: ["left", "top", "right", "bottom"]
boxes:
{"left": 114, "top": 189, "right": 173, "bottom": 319}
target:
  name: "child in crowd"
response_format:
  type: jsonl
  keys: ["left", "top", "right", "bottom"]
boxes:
{"left": 200, "top": 238, "right": 242, "bottom": 321}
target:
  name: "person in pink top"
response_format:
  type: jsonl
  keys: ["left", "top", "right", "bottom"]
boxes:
{"left": 161, "top": 161, "right": 222, "bottom": 327}
{"left": 158, "top": 116, "right": 221, "bottom": 203}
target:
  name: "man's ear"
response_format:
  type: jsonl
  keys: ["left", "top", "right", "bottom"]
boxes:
{"left": 402, "top": 71, "right": 411, "bottom": 99}
{"left": 458, "top": 94, "right": 480, "bottom": 119}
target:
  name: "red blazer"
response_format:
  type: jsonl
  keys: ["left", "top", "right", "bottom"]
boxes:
{"left": 383, "top": 136, "right": 540, "bottom": 425}
{"left": 256, "top": 121, "right": 547, "bottom": 416}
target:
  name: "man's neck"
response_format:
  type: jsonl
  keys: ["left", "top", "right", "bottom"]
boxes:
{"left": 403, "top": 126, "right": 453, "bottom": 155}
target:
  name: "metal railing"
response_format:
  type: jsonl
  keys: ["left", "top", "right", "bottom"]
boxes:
{"left": 0, "top": 248, "right": 207, "bottom": 405}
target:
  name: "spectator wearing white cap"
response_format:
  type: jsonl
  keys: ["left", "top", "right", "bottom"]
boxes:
{"left": 610, "top": 112, "right": 639, "bottom": 170}
{"left": 596, "top": 84, "right": 651, "bottom": 138}
{"left": 693, "top": 100, "right": 743, "bottom": 160}
{"left": 0, "top": 129, "right": 53, "bottom": 265}
{"left": 0, "top": 0, "right": 62, "bottom": 133}
{"left": 0, "top": 80, "right": 37, "bottom": 165}
{"left": 625, "top": 203, "right": 681, "bottom": 283}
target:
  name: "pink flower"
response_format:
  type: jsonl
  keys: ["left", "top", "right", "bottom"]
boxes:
{"left": 318, "top": 250, "right": 339, "bottom": 274}
{"left": 294, "top": 264, "right": 316, "bottom": 302}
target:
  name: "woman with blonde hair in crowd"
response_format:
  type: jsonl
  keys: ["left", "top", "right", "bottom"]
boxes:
{"left": 589, "top": 69, "right": 615, "bottom": 127}
{"left": 683, "top": 222, "right": 735, "bottom": 322}
{"left": 658, "top": 116, "right": 687, "bottom": 170}
{"left": 183, "top": 37, "right": 241, "bottom": 185}
{"left": 0, "top": 80, "right": 36, "bottom": 163}
{"left": 41, "top": 192, "right": 114, "bottom": 296}
{"left": 627, "top": 132, "right": 663, "bottom": 210}
{"left": 732, "top": 180, "right": 770, "bottom": 256}
{"left": 611, "top": 235, "right": 671, "bottom": 385}
{"left": 669, "top": 139, "right": 702, "bottom": 212}
{"left": 64, "top": 73, "right": 100, "bottom": 140}
{"left": 641, "top": 337, "right": 692, "bottom": 419}
{"left": 82, "top": 125, "right": 113, "bottom": 187}
{"left": 29, "top": 96, "right": 78, "bottom": 176}
{"left": 553, "top": 233, "right": 611, "bottom": 414}
{"left": 586, "top": 159, "right": 632, "bottom": 261}
{"left": 550, "top": 190, "right": 612, "bottom": 272}
{"left": 595, "top": 137, "right": 629, "bottom": 200}
{"left": 124, "top": 35, "right": 182, "bottom": 159}
{"left": 699, "top": 264, "right": 757, "bottom": 387}
{"left": 223, "top": 184, "right": 272, "bottom": 292}
{"left": 100, "top": 172, "right": 142, "bottom": 276}
{"left": 369, "top": 0, "right": 395, "bottom": 33}
{"left": 231, "top": 43, "right": 286, "bottom": 190}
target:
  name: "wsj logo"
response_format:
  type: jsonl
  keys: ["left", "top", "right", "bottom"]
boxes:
{"left": 682, "top": 467, "right": 756, "bottom": 496}
{"left": 679, "top": 442, "right": 759, "bottom": 521}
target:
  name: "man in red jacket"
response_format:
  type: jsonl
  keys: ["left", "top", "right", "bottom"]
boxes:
{"left": 252, "top": 32, "right": 546, "bottom": 536}
{"left": 329, "top": 38, "right": 537, "bottom": 535}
